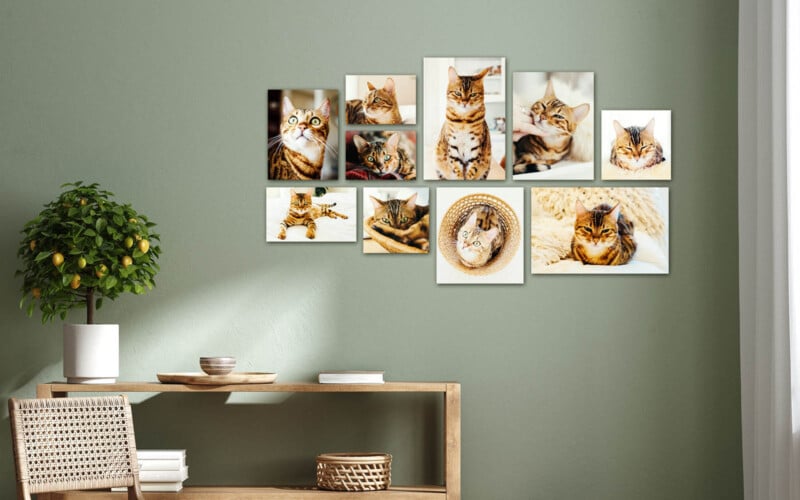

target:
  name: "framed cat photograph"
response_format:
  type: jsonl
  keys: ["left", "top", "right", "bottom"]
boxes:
{"left": 266, "top": 187, "right": 357, "bottom": 243}
{"left": 436, "top": 187, "right": 524, "bottom": 284}
{"left": 511, "top": 72, "right": 594, "bottom": 181}
{"left": 601, "top": 110, "right": 672, "bottom": 180}
{"left": 267, "top": 89, "right": 339, "bottom": 181}
{"left": 345, "top": 74, "right": 417, "bottom": 125}
{"left": 345, "top": 130, "right": 417, "bottom": 180}
{"left": 423, "top": 57, "right": 506, "bottom": 181}
{"left": 530, "top": 187, "right": 669, "bottom": 274}
{"left": 363, "top": 187, "right": 430, "bottom": 254}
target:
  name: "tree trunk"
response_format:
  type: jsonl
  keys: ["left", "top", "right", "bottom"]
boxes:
{"left": 86, "top": 287, "right": 95, "bottom": 324}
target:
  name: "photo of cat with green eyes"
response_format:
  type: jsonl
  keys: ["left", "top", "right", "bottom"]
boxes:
{"left": 531, "top": 187, "right": 669, "bottom": 274}
{"left": 601, "top": 110, "right": 672, "bottom": 180}
{"left": 345, "top": 75, "right": 416, "bottom": 125}
{"left": 363, "top": 188, "right": 429, "bottom": 254}
{"left": 423, "top": 57, "right": 506, "bottom": 180}
{"left": 266, "top": 187, "right": 356, "bottom": 243}
{"left": 345, "top": 131, "right": 416, "bottom": 180}
{"left": 267, "top": 89, "right": 339, "bottom": 181}
{"left": 436, "top": 188, "right": 523, "bottom": 284}
{"left": 511, "top": 72, "right": 594, "bottom": 180}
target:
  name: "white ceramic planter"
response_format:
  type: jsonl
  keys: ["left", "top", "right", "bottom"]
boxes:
{"left": 63, "top": 324, "right": 119, "bottom": 384}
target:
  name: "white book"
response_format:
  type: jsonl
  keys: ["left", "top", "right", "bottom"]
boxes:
{"left": 136, "top": 449, "right": 186, "bottom": 460}
{"left": 318, "top": 370, "right": 385, "bottom": 384}
{"left": 139, "top": 465, "right": 188, "bottom": 482}
{"left": 138, "top": 458, "right": 185, "bottom": 471}
{"left": 113, "top": 481, "right": 184, "bottom": 492}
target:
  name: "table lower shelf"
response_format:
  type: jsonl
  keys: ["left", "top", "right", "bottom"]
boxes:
{"left": 45, "top": 485, "right": 447, "bottom": 499}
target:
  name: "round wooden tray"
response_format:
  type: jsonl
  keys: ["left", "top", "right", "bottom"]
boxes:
{"left": 157, "top": 372, "right": 277, "bottom": 385}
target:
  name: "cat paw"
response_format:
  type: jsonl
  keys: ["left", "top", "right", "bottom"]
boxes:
{"left": 306, "top": 231, "right": 316, "bottom": 239}
{"left": 277, "top": 232, "right": 286, "bottom": 240}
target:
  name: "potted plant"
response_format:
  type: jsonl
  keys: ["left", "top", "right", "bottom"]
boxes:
{"left": 16, "top": 182, "right": 161, "bottom": 383}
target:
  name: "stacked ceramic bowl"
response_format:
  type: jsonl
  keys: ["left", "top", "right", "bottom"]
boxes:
{"left": 200, "top": 356, "right": 236, "bottom": 376}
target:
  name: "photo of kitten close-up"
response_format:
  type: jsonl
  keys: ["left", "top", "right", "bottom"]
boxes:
{"left": 266, "top": 187, "right": 356, "bottom": 243}
{"left": 363, "top": 188, "right": 429, "bottom": 254}
{"left": 511, "top": 72, "right": 594, "bottom": 181}
{"left": 601, "top": 110, "right": 672, "bottom": 181}
{"left": 267, "top": 89, "right": 339, "bottom": 181}
{"left": 423, "top": 57, "right": 506, "bottom": 181}
{"left": 531, "top": 187, "right": 669, "bottom": 274}
{"left": 345, "top": 131, "right": 416, "bottom": 180}
{"left": 345, "top": 74, "right": 416, "bottom": 125}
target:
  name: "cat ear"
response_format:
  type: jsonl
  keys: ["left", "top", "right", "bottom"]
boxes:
{"left": 613, "top": 120, "right": 626, "bottom": 138}
{"left": 572, "top": 103, "right": 590, "bottom": 123}
{"left": 609, "top": 203, "right": 621, "bottom": 220}
{"left": 644, "top": 118, "right": 656, "bottom": 134}
{"left": 353, "top": 135, "right": 368, "bottom": 153}
{"left": 448, "top": 66, "right": 459, "bottom": 84}
{"left": 369, "top": 196, "right": 384, "bottom": 210}
{"left": 282, "top": 96, "right": 296, "bottom": 116}
{"left": 367, "top": 81, "right": 377, "bottom": 91}
{"left": 575, "top": 200, "right": 589, "bottom": 215}
{"left": 405, "top": 192, "right": 418, "bottom": 209}
{"left": 385, "top": 133, "right": 400, "bottom": 153}
{"left": 485, "top": 227, "right": 499, "bottom": 240}
{"left": 290, "top": 188, "right": 296, "bottom": 196}
{"left": 383, "top": 77, "right": 396, "bottom": 94}
{"left": 475, "top": 66, "right": 491, "bottom": 79}
{"left": 544, "top": 80, "right": 556, "bottom": 99}
{"left": 466, "top": 211, "right": 478, "bottom": 226}
{"left": 317, "top": 99, "right": 331, "bottom": 118}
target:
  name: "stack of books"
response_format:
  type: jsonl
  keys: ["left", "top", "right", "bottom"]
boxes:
{"left": 114, "top": 449, "right": 188, "bottom": 492}
{"left": 318, "top": 370, "right": 385, "bottom": 384}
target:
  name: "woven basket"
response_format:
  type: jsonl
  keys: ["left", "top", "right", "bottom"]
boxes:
{"left": 364, "top": 217, "right": 427, "bottom": 254}
{"left": 316, "top": 452, "right": 392, "bottom": 491}
{"left": 437, "top": 193, "right": 521, "bottom": 276}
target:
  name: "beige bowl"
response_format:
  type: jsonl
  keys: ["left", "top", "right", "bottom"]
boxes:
{"left": 200, "top": 356, "right": 236, "bottom": 376}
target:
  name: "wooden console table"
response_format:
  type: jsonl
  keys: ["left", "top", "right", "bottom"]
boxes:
{"left": 36, "top": 381, "right": 461, "bottom": 500}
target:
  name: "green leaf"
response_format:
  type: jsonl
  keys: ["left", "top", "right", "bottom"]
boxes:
{"left": 95, "top": 235, "right": 103, "bottom": 247}
{"left": 103, "top": 275, "right": 118, "bottom": 290}
{"left": 34, "top": 251, "right": 53, "bottom": 262}
{"left": 26, "top": 302, "right": 35, "bottom": 317}
{"left": 95, "top": 218, "right": 107, "bottom": 232}
{"left": 112, "top": 215, "right": 124, "bottom": 226}
{"left": 84, "top": 228, "right": 97, "bottom": 237}
{"left": 95, "top": 297, "right": 103, "bottom": 310}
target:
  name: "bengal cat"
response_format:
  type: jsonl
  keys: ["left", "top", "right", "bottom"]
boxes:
{"left": 346, "top": 78, "right": 403, "bottom": 125}
{"left": 609, "top": 118, "right": 666, "bottom": 170}
{"left": 369, "top": 193, "right": 429, "bottom": 251}
{"left": 268, "top": 97, "right": 331, "bottom": 181}
{"left": 352, "top": 132, "right": 416, "bottom": 180}
{"left": 570, "top": 201, "right": 636, "bottom": 265}
{"left": 456, "top": 205, "right": 504, "bottom": 268}
{"left": 277, "top": 189, "right": 348, "bottom": 240}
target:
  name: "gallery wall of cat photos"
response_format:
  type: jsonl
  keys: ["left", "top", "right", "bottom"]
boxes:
{"left": 265, "top": 56, "right": 672, "bottom": 284}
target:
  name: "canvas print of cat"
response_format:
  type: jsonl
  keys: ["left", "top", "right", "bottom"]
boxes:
{"left": 436, "top": 187, "right": 524, "bottom": 284}
{"left": 265, "top": 187, "right": 356, "bottom": 242}
{"left": 267, "top": 89, "right": 339, "bottom": 181}
{"left": 363, "top": 188, "right": 429, "bottom": 254}
{"left": 345, "top": 75, "right": 416, "bottom": 125}
{"left": 530, "top": 187, "right": 669, "bottom": 274}
{"left": 511, "top": 72, "right": 594, "bottom": 181}
{"left": 601, "top": 110, "right": 672, "bottom": 180}
{"left": 423, "top": 57, "right": 506, "bottom": 180}
{"left": 345, "top": 131, "right": 416, "bottom": 180}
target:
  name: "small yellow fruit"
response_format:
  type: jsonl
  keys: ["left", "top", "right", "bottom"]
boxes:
{"left": 128, "top": 218, "right": 137, "bottom": 224}
{"left": 121, "top": 256, "right": 133, "bottom": 268}
{"left": 79, "top": 198, "right": 87, "bottom": 206}
{"left": 29, "top": 240, "right": 36, "bottom": 251}
{"left": 77, "top": 257, "right": 87, "bottom": 269}
{"left": 51, "top": 252, "right": 64, "bottom": 267}
{"left": 69, "top": 274, "right": 81, "bottom": 289}
{"left": 31, "top": 288, "right": 41, "bottom": 299}
{"left": 134, "top": 233, "right": 142, "bottom": 241}
{"left": 138, "top": 239, "right": 150, "bottom": 254}
{"left": 124, "top": 236, "right": 134, "bottom": 249}
{"left": 95, "top": 264, "right": 108, "bottom": 278}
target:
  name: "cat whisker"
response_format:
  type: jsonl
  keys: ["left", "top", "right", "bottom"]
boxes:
{"left": 267, "top": 135, "right": 284, "bottom": 148}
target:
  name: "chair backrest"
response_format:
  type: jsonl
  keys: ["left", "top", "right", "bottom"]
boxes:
{"left": 8, "top": 395, "right": 143, "bottom": 500}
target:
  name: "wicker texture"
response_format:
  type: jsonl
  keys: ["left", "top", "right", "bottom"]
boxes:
{"left": 8, "top": 395, "right": 143, "bottom": 500}
{"left": 438, "top": 193, "right": 521, "bottom": 276}
{"left": 364, "top": 217, "right": 427, "bottom": 254}
{"left": 316, "top": 453, "right": 392, "bottom": 491}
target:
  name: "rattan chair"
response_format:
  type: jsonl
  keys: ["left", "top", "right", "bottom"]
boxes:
{"left": 8, "top": 395, "right": 144, "bottom": 500}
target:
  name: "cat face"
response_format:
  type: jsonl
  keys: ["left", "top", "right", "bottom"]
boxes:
{"left": 370, "top": 192, "right": 418, "bottom": 229}
{"left": 353, "top": 133, "right": 401, "bottom": 175}
{"left": 363, "top": 78, "right": 400, "bottom": 121}
{"left": 280, "top": 96, "right": 330, "bottom": 164}
{"left": 572, "top": 201, "right": 620, "bottom": 256}
{"left": 530, "top": 80, "right": 590, "bottom": 137}
{"left": 289, "top": 189, "right": 313, "bottom": 214}
{"left": 611, "top": 118, "right": 662, "bottom": 169}
{"left": 456, "top": 211, "right": 499, "bottom": 268}
{"left": 446, "top": 66, "right": 490, "bottom": 113}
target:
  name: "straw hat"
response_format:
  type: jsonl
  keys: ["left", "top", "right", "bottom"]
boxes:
{"left": 437, "top": 193, "right": 521, "bottom": 276}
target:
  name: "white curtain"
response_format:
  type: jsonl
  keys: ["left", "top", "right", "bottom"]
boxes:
{"left": 738, "top": 0, "right": 794, "bottom": 499}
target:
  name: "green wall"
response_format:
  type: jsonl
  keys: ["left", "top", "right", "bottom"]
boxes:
{"left": 0, "top": 1, "right": 742, "bottom": 498}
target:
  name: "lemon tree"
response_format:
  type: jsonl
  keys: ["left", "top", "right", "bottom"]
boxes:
{"left": 16, "top": 182, "right": 161, "bottom": 324}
